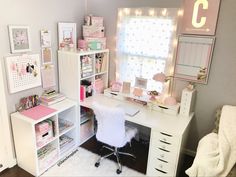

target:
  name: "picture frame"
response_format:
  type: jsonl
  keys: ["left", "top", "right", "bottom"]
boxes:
{"left": 135, "top": 77, "right": 147, "bottom": 89}
{"left": 58, "top": 22, "right": 77, "bottom": 50}
{"left": 40, "top": 30, "right": 51, "bottom": 47}
{"left": 8, "top": 25, "right": 31, "bottom": 53}
{"left": 122, "top": 82, "right": 131, "bottom": 94}
{"left": 174, "top": 35, "right": 215, "bottom": 84}
{"left": 41, "top": 47, "right": 52, "bottom": 64}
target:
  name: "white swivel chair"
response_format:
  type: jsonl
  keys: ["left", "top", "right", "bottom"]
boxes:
{"left": 92, "top": 102, "right": 138, "bottom": 174}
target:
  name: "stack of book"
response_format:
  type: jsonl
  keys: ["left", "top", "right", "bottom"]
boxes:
{"left": 81, "top": 55, "right": 93, "bottom": 78}
{"left": 59, "top": 135, "right": 75, "bottom": 154}
{"left": 40, "top": 92, "right": 66, "bottom": 106}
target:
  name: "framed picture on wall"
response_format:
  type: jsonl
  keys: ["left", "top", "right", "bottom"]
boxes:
{"left": 174, "top": 35, "right": 215, "bottom": 84}
{"left": 58, "top": 22, "right": 77, "bottom": 50}
{"left": 8, "top": 25, "right": 31, "bottom": 53}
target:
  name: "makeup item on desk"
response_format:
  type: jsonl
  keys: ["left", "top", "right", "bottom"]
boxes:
{"left": 133, "top": 87, "right": 143, "bottom": 97}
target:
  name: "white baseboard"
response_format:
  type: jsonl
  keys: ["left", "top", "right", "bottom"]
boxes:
{"left": 183, "top": 148, "right": 196, "bottom": 157}
{"left": 8, "top": 158, "right": 17, "bottom": 168}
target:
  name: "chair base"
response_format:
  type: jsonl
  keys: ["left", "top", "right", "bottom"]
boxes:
{"left": 95, "top": 145, "right": 136, "bottom": 174}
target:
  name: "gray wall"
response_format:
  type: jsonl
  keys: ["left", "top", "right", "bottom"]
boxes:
{"left": 87, "top": 0, "right": 236, "bottom": 151}
{"left": 0, "top": 0, "right": 85, "bottom": 113}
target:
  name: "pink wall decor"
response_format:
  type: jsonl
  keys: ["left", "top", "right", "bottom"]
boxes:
{"left": 181, "top": 0, "right": 221, "bottom": 35}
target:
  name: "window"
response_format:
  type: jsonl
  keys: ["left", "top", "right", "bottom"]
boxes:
{"left": 116, "top": 8, "right": 178, "bottom": 92}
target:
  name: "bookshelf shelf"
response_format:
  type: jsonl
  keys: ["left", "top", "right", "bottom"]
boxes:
{"left": 11, "top": 99, "right": 77, "bottom": 176}
{"left": 59, "top": 124, "right": 76, "bottom": 136}
{"left": 95, "top": 71, "right": 107, "bottom": 76}
{"left": 58, "top": 49, "right": 109, "bottom": 145}
{"left": 37, "top": 136, "right": 58, "bottom": 150}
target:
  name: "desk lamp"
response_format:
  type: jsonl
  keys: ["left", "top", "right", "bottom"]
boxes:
{"left": 152, "top": 72, "right": 177, "bottom": 106}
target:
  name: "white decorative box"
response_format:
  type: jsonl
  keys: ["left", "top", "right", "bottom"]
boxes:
{"left": 83, "top": 26, "right": 105, "bottom": 38}
{"left": 179, "top": 88, "right": 196, "bottom": 116}
{"left": 91, "top": 16, "right": 104, "bottom": 27}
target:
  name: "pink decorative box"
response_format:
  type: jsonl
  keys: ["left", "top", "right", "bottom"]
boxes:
{"left": 35, "top": 121, "right": 53, "bottom": 147}
{"left": 83, "top": 25, "right": 105, "bottom": 38}
{"left": 94, "top": 79, "right": 104, "bottom": 93}
{"left": 35, "top": 121, "right": 49, "bottom": 133}
{"left": 91, "top": 16, "right": 104, "bottom": 27}
{"left": 84, "top": 37, "right": 106, "bottom": 49}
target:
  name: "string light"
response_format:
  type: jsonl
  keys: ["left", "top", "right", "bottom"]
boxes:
{"left": 161, "top": 8, "right": 167, "bottom": 16}
{"left": 173, "top": 39, "right": 178, "bottom": 47}
{"left": 118, "top": 10, "right": 123, "bottom": 17}
{"left": 124, "top": 8, "right": 130, "bottom": 15}
{"left": 177, "top": 9, "right": 184, "bottom": 16}
{"left": 135, "top": 9, "right": 142, "bottom": 16}
{"left": 149, "top": 9, "right": 155, "bottom": 16}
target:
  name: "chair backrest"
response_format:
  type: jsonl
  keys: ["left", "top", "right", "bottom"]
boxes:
{"left": 92, "top": 102, "right": 126, "bottom": 147}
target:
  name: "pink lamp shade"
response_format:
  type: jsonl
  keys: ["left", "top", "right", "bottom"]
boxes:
{"left": 152, "top": 73, "right": 166, "bottom": 83}
{"left": 164, "top": 96, "right": 177, "bottom": 106}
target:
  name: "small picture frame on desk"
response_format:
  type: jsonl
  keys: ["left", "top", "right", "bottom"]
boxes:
{"left": 135, "top": 77, "right": 147, "bottom": 89}
{"left": 122, "top": 82, "right": 131, "bottom": 94}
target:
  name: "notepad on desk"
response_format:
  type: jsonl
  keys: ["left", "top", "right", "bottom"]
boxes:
{"left": 117, "top": 104, "right": 140, "bottom": 117}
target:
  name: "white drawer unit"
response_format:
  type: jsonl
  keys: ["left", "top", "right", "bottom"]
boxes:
{"left": 147, "top": 130, "right": 182, "bottom": 177}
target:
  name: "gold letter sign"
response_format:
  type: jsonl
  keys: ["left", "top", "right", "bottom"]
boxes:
{"left": 181, "top": 0, "right": 221, "bottom": 35}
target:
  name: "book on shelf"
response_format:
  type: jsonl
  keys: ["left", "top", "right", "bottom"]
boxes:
{"left": 59, "top": 118, "right": 74, "bottom": 133}
{"left": 40, "top": 93, "right": 66, "bottom": 106}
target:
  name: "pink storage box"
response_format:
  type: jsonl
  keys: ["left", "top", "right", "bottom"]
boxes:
{"left": 84, "top": 37, "right": 106, "bottom": 49}
{"left": 35, "top": 121, "right": 49, "bottom": 133}
{"left": 83, "top": 25, "right": 105, "bottom": 38}
{"left": 91, "top": 16, "right": 104, "bottom": 27}
{"left": 35, "top": 121, "right": 53, "bottom": 147}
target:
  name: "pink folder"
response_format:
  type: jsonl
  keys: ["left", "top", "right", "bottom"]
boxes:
{"left": 21, "top": 105, "right": 57, "bottom": 120}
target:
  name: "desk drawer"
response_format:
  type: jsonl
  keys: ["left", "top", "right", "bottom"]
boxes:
{"left": 152, "top": 134, "right": 179, "bottom": 154}
{"left": 152, "top": 131, "right": 178, "bottom": 145}
{"left": 151, "top": 147, "right": 177, "bottom": 163}
{"left": 147, "top": 157, "right": 175, "bottom": 176}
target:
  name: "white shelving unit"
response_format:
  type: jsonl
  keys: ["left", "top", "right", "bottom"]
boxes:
{"left": 58, "top": 49, "right": 109, "bottom": 145}
{"left": 11, "top": 99, "right": 77, "bottom": 176}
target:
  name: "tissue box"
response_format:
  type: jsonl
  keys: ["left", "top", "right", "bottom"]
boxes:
{"left": 91, "top": 16, "right": 104, "bottom": 27}
{"left": 84, "top": 37, "right": 106, "bottom": 49}
{"left": 83, "top": 26, "right": 105, "bottom": 38}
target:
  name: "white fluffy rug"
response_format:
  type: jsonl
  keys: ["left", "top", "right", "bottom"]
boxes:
{"left": 42, "top": 147, "right": 145, "bottom": 176}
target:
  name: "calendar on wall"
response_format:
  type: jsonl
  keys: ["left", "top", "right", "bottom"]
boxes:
{"left": 5, "top": 54, "right": 41, "bottom": 93}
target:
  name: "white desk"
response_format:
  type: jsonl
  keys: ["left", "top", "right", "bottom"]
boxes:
{"left": 81, "top": 94, "right": 193, "bottom": 177}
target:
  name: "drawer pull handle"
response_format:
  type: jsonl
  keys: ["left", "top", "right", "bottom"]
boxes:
{"left": 160, "top": 132, "right": 172, "bottom": 137}
{"left": 111, "top": 93, "right": 118, "bottom": 96}
{"left": 155, "top": 168, "right": 167, "bottom": 174}
{"left": 158, "top": 147, "right": 170, "bottom": 152}
{"left": 157, "top": 158, "right": 168, "bottom": 163}
{"left": 160, "top": 140, "right": 171, "bottom": 145}
{"left": 0, "top": 164, "right": 2, "bottom": 168}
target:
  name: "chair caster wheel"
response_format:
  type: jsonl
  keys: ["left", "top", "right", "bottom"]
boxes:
{"left": 95, "top": 162, "right": 100, "bottom": 167}
{"left": 116, "top": 169, "right": 122, "bottom": 174}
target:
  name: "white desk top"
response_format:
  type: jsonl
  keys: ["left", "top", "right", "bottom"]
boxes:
{"left": 80, "top": 94, "right": 193, "bottom": 136}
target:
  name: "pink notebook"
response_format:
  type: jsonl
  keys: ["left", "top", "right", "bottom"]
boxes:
{"left": 21, "top": 105, "right": 57, "bottom": 120}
